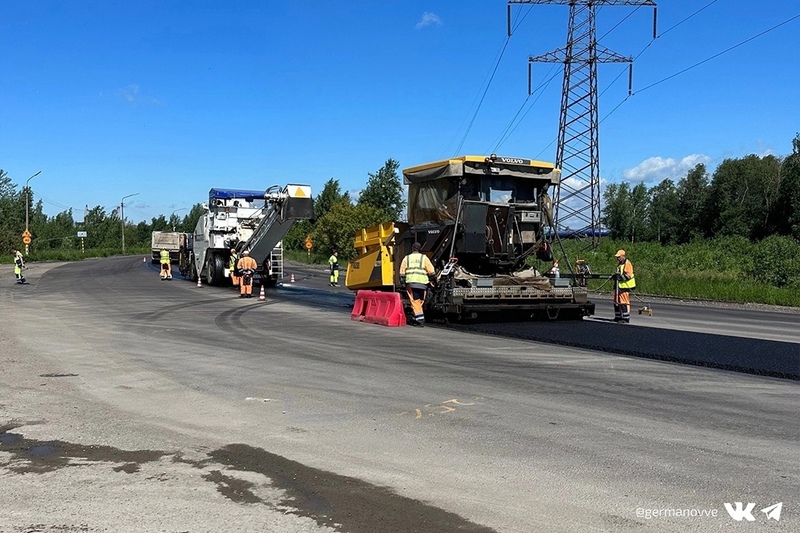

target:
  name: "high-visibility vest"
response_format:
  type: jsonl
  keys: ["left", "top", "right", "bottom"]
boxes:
{"left": 618, "top": 260, "right": 636, "bottom": 290}
{"left": 229, "top": 252, "right": 239, "bottom": 271}
{"left": 237, "top": 256, "right": 258, "bottom": 273}
{"left": 160, "top": 249, "right": 170, "bottom": 264}
{"left": 329, "top": 255, "right": 339, "bottom": 271}
{"left": 403, "top": 253, "right": 430, "bottom": 285}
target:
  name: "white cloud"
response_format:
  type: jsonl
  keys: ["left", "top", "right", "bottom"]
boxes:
{"left": 415, "top": 12, "right": 442, "bottom": 29}
{"left": 116, "top": 84, "right": 140, "bottom": 103}
{"left": 115, "top": 84, "right": 162, "bottom": 105}
{"left": 622, "top": 154, "right": 711, "bottom": 184}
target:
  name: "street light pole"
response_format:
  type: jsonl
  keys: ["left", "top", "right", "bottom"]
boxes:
{"left": 24, "top": 171, "right": 42, "bottom": 255}
{"left": 120, "top": 192, "right": 139, "bottom": 254}
{"left": 171, "top": 208, "right": 188, "bottom": 231}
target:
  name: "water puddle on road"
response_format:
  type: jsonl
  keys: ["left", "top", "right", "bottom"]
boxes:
{"left": 201, "top": 443, "right": 498, "bottom": 533}
{"left": 0, "top": 424, "right": 497, "bottom": 533}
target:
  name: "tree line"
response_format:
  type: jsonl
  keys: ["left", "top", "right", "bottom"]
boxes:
{"left": 0, "top": 159, "right": 405, "bottom": 261}
{"left": 0, "top": 168, "right": 207, "bottom": 256}
{"left": 602, "top": 134, "right": 800, "bottom": 244}
{"left": 5, "top": 133, "right": 798, "bottom": 263}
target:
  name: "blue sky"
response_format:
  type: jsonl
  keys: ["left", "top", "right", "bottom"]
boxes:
{"left": 1, "top": 1, "right": 798, "bottom": 224}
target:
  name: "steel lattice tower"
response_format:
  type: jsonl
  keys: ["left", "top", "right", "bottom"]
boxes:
{"left": 508, "top": 0, "right": 656, "bottom": 245}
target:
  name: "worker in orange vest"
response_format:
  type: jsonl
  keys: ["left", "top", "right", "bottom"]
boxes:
{"left": 612, "top": 249, "right": 636, "bottom": 323}
{"left": 236, "top": 250, "right": 258, "bottom": 298}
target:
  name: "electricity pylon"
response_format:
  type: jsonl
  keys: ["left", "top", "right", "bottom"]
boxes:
{"left": 508, "top": 0, "right": 656, "bottom": 246}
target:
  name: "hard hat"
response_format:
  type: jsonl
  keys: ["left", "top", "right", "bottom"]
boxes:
{"left": 615, "top": 249, "right": 626, "bottom": 257}
{"left": 242, "top": 250, "right": 250, "bottom": 255}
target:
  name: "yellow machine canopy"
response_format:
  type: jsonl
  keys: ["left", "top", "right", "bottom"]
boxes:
{"left": 402, "top": 155, "right": 560, "bottom": 226}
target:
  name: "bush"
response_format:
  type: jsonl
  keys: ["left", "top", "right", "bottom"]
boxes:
{"left": 746, "top": 235, "right": 800, "bottom": 288}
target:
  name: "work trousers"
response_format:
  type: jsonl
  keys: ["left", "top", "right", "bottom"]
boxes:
{"left": 614, "top": 288, "right": 631, "bottom": 322}
{"left": 406, "top": 285, "right": 427, "bottom": 325}
{"left": 241, "top": 274, "right": 253, "bottom": 296}
{"left": 330, "top": 269, "right": 339, "bottom": 285}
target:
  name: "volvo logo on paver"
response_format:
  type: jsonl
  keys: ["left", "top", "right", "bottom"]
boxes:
{"left": 498, "top": 157, "right": 527, "bottom": 164}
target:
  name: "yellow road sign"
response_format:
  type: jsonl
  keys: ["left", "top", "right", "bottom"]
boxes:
{"left": 22, "top": 230, "right": 31, "bottom": 238}
{"left": 22, "top": 236, "right": 31, "bottom": 244}
{"left": 305, "top": 241, "right": 313, "bottom": 250}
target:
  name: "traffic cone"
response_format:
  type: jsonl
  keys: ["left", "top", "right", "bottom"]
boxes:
{"left": 258, "top": 284, "right": 266, "bottom": 301}
{"left": 290, "top": 273, "right": 295, "bottom": 283}
{"left": 196, "top": 277, "right": 202, "bottom": 288}
{"left": 143, "top": 257, "right": 146, "bottom": 263}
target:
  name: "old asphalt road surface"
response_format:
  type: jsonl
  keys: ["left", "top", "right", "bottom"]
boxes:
{"left": 1, "top": 257, "right": 798, "bottom": 532}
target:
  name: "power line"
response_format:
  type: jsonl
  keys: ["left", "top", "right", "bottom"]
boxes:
{"left": 636, "top": 12, "right": 800, "bottom": 94}
{"left": 657, "top": 0, "right": 720, "bottom": 38}
{"left": 540, "top": 7, "right": 799, "bottom": 151}
{"left": 490, "top": 64, "right": 561, "bottom": 152}
{"left": 444, "top": 4, "right": 535, "bottom": 157}
{"left": 453, "top": 37, "right": 512, "bottom": 156}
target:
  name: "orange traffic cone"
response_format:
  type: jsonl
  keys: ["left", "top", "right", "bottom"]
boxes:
{"left": 290, "top": 273, "right": 296, "bottom": 283}
{"left": 196, "top": 277, "right": 202, "bottom": 288}
{"left": 258, "top": 284, "right": 266, "bottom": 301}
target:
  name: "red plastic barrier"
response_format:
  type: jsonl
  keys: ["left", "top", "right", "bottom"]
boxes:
{"left": 351, "top": 290, "right": 406, "bottom": 327}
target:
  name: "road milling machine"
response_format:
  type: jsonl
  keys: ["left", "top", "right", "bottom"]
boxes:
{"left": 179, "top": 184, "right": 313, "bottom": 287}
{"left": 345, "top": 155, "right": 595, "bottom": 321}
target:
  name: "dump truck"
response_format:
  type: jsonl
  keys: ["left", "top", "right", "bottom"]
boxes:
{"left": 178, "top": 184, "right": 313, "bottom": 287}
{"left": 345, "top": 155, "right": 595, "bottom": 321}
{"left": 151, "top": 231, "right": 181, "bottom": 264}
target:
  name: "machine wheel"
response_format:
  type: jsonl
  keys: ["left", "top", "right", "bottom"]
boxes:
{"left": 207, "top": 253, "right": 225, "bottom": 286}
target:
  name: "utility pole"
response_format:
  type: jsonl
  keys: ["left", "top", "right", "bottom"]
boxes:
{"left": 24, "top": 171, "right": 42, "bottom": 255}
{"left": 171, "top": 208, "right": 188, "bottom": 231}
{"left": 508, "top": 0, "right": 657, "bottom": 246}
{"left": 120, "top": 192, "right": 139, "bottom": 254}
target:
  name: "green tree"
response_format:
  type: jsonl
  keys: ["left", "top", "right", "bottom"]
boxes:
{"left": 628, "top": 183, "right": 649, "bottom": 243}
{"left": 0, "top": 169, "right": 24, "bottom": 253}
{"left": 314, "top": 178, "right": 351, "bottom": 220}
{"left": 647, "top": 179, "right": 680, "bottom": 244}
{"left": 184, "top": 203, "right": 205, "bottom": 234}
{"left": 312, "top": 201, "right": 386, "bottom": 259}
{"left": 150, "top": 215, "right": 169, "bottom": 232}
{"left": 84, "top": 206, "right": 118, "bottom": 248}
{"left": 601, "top": 182, "right": 630, "bottom": 239}
{"left": 675, "top": 164, "right": 709, "bottom": 242}
{"left": 283, "top": 219, "right": 313, "bottom": 252}
{"left": 32, "top": 207, "right": 75, "bottom": 251}
{"left": 705, "top": 155, "right": 781, "bottom": 240}
{"left": 358, "top": 158, "right": 406, "bottom": 221}
{"left": 775, "top": 134, "right": 800, "bottom": 238}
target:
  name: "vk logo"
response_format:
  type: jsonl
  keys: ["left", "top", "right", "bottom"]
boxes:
{"left": 724, "top": 502, "right": 756, "bottom": 521}
{"left": 723, "top": 501, "right": 783, "bottom": 522}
